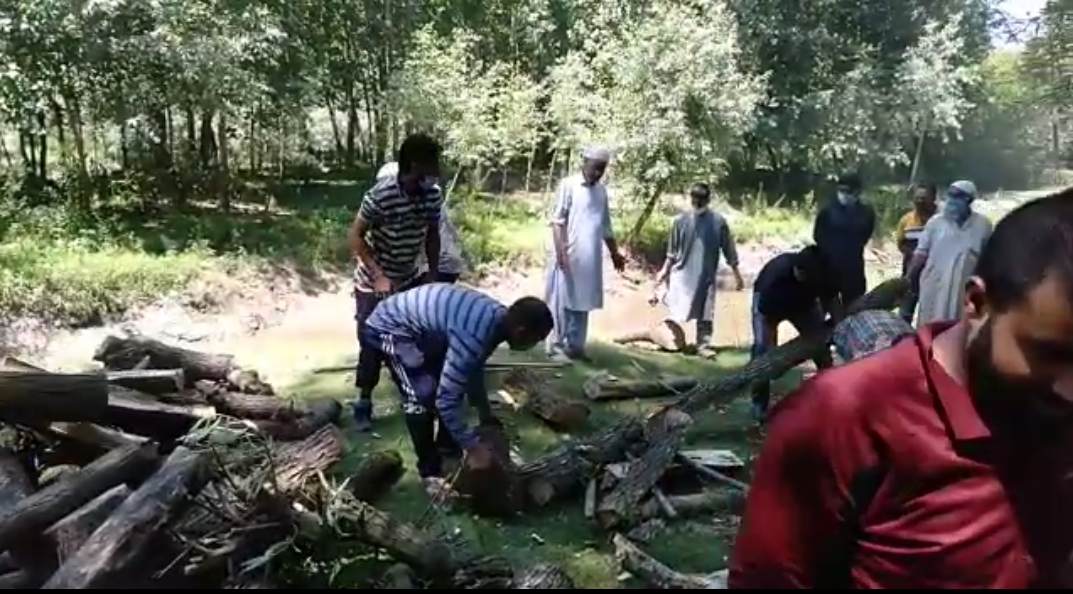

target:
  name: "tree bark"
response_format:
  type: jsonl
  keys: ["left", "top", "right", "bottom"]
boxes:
{"left": 0, "top": 371, "right": 110, "bottom": 423}
{"left": 0, "top": 442, "right": 159, "bottom": 553}
{"left": 455, "top": 423, "right": 524, "bottom": 517}
{"left": 252, "top": 398, "right": 341, "bottom": 441}
{"left": 208, "top": 392, "right": 301, "bottom": 421}
{"left": 584, "top": 375, "right": 697, "bottom": 401}
{"left": 42, "top": 447, "right": 210, "bottom": 589}
{"left": 93, "top": 335, "right": 272, "bottom": 394}
{"left": 612, "top": 533, "right": 723, "bottom": 588}
{"left": 106, "top": 390, "right": 215, "bottom": 442}
{"left": 512, "top": 563, "right": 576, "bottom": 588}
{"left": 271, "top": 425, "right": 346, "bottom": 497}
{"left": 504, "top": 369, "right": 590, "bottom": 432}
{"left": 638, "top": 488, "right": 744, "bottom": 520}
{"left": 42, "top": 485, "right": 131, "bottom": 563}
{"left": 105, "top": 369, "right": 184, "bottom": 395}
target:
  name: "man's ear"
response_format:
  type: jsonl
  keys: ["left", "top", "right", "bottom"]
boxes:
{"left": 963, "top": 276, "right": 989, "bottom": 321}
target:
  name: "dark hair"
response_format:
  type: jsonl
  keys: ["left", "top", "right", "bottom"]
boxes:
{"left": 913, "top": 182, "right": 937, "bottom": 198}
{"left": 837, "top": 172, "right": 863, "bottom": 192}
{"left": 690, "top": 182, "right": 711, "bottom": 201}
{"left": 507, "top": 296, "right": 554, "bottom": 335}
{"left": 397, "top": 133, "right": 442, "bottom": 174}
{"left": 975, "top": 186, "right": 1073, "bottom": 311}
{"left": 793, "top": 245, "right": 830, "bottom": 277}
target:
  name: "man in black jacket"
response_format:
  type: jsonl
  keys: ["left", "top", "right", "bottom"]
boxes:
{"left": 813, "top": 173, "right": 875, "bottom": 306}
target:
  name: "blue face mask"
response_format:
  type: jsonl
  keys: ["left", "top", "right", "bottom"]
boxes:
{"left": 943, "top": 196, "right": 971, "bottom": 222}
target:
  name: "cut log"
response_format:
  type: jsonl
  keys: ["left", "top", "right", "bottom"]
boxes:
{"left": 382, "top": 563, "right": 418, "bottom": 589}
{"left": 612, "top": 319, "right": 688, "bottom": 352}
{"left": 42, "top": 446, "right": 210, "bottom": 589}
{"left": 512, "top": 563, "right": 576, "bottom": 588}
{"left": 253, "top": 398, "right": 341, "bottom": 440}
{"left": 455, "top": 423, "right": 524, "bottom": 517}
{"left": 503, "top": 369, "right": 589, "bottom": 432}
{"left": 347, "top": 449, "right": 405, "bottom": 503}
{"left": 272, "top": 424, "right": 346, "bottom": 497}
{"left": 43, "top": 485, "right": 131, "bottom": 562}
{"left": 0, "top": 442, "right": 159, "bottom": 553}
{"left": 584, "top": 374, "right": 697, "bottom": 401}
{"left": 106, "top": 390, "right": 215, "bottom": 442}
{"left": 514, "top": 417, "right": 645, "bottom": 509}
{"left": 93, "top": 334, "right": 273, "bottom": 394}
{"left": 105, "top": 368, "right": 184, "bottom": 395}
{"left": 0, "top": 371, "right": 110, "bottom": 423}
{"left": 46, "top": 421, "right": 146, "bottom": 450}
{"left": 596, "top": 409, "right": 693, "bottom": 529}
{"left": 612, "top": 533, "right": 722, "bottom": 588}
{"left": 638, "top": 488, "right": 745, "bottom": 520}
{"left": 209, "top": 391, "right": 301, "bottom": 421}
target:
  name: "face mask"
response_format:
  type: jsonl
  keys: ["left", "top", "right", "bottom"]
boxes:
{"left": 837, "top": 191, "right": 858, "bottom": 205}
{"left": 943, "top": 197, "right": 971, "bottom": 222}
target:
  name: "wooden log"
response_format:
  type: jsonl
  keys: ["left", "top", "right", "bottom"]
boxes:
{"left": 42, "top": 446, "right": 210, "bottom": 589}
{"left": 42, "top": 485, "right": 131, "bottom": 563}
{"left": 612, "top": 533, "right": 722, "bottom": 589}
{"left": 208, "top": 391, "right": 301, "bottom": 421}
{"left": 0, "top": 371, "right": 110, "bottom": 423}
{"left": 382, "top": 563, "right": 418, "bottom": 589}
{"left": 93, "top": 334, "right": 273, "bottom": 394}
{"left": 455, "top": 423, "right": 524, "bottom": 517}
{"left": 106, "top": 390, "right": 215, "bottom": 442}
{"left": 347, "top": 449, "right": 405, "bottom": 503}
{"left": 612, "top": 319, "right": 688, "bottom": 352}
{"left": 253, "top": 398, "right": 341, "bottom": 441}
{"left": 596, "top": 409, "right": 693, "bottom": 529}
{"left": 272, "top": 425, "right": 346, "bottom": 497}
{"left": 638, "top": 488, "right": 745, "bottom": 520}
{"left": 0, "top": 442, "right": 159, "bottom": 553}
{"left": 584, "top": 374, "right": 697, "bottom": 401}
{"left": 105, "top": 368, "right": 184, "bottom": 395}
{"left": 46, "top": 421, "right": 146, "bottom": 450}
{"left": 504, "top": 369, "right": 589, "bottom": 432}
{"left": 512, "top": 563, "right": 576, "bottom": 588}
{"left": 514, "top": 417, "right": 645, "bottom": 509}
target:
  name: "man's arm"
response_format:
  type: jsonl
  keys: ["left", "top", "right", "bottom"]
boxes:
{"left": 435, "top": 340, "right": 482, "bottom": 449}
{"left": 729, "top": 378, "right": 879, "bottom": 588}
{"left": 424, "top": 198, "right": 443, "bottom": 278}
{"left": 720, "top": 219, "right": 745, "bottom": 286}
{"left": 905, "top": 218, "right": 937, "bottom": 284}
{"left": 894, "top": 214, "right": 912, "bottom": 255}
{"left": 348, "top": 192, "right": 385, "bottom": 281}
{"left": 600, "top": 192, "right": 623, "bottom": 265}
{"left": 655, "top": 218, "right": 680, "bottom": 285}
{"left": 550, "top": 181, "right": 572, "bottom": 267}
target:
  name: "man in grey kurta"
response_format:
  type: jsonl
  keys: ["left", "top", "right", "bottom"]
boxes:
{"left": 545, "top": 146, "right": 627, "bottom": 362}
{"left": 654, "top": 183, "right": 743, "bottom": 353}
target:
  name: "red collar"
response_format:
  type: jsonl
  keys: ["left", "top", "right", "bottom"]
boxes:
{"left": 915, "top": 322, "right": 992, "bottom": 442}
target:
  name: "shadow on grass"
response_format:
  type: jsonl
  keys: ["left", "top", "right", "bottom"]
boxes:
{"left": 278, "top": 341, "right": 808, "bottom": 588}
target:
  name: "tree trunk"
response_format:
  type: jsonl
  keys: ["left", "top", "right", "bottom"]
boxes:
{"left": 0, "top": 371, "right": 110, "bottom": 424}
{"left": 251, "top": 398, "right": 341, "bottom": 441}
{"left": 93, "top": 335, "right": 272, "bottom": 394}
{"left": 207, "top": 392, "right": 300, "bottom": 421}
{"left": 346, "top": 450, "right": 404, "bottom": 504}
{"left": 105, "top": 369, "right": 184, "bottom": 395}
{"left": 503, "top": 369, "right": 590, "bottom": 432}
{"left": 43, "top": 485, "right": 131, "bottom": 563}
{"left": 271, "top": 425, "right": 346, "bottom": 497}
{"left": 584, "top": 375, "right": 697, "bottom": 401}
{"left": 42, "top": 447, "right": 209, "bottom": 589}
{"left": 106, "top": 391, "right": 215, "bottom": 442}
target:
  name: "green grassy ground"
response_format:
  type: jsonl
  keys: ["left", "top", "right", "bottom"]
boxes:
{"left": 277, "top": 343, "right": 807, "bottom": 588}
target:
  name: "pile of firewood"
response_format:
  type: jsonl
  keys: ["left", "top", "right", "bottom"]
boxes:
{"left": 0, "top": 333, "right": 359, "bottom": 588}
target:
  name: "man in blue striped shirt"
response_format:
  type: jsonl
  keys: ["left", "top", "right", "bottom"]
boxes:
{"left": 348, "top": 134, "right": 443, "bottom": 431}
{"left": 362, "top": 284, "right": 554, "bottom": 495}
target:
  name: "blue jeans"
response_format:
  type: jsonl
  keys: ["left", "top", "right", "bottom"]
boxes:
{"left": 546, "top": 308, "right": 590, "bottom": 357}
{"left": 749, "top": 293, "right": 832, "bottom": 413}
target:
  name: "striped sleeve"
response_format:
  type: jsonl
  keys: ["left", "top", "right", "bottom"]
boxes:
{"left": 425, "top": 188, "right": 444, "bottom": 223}
{"left": 434, "top": 294, "right": 501, "bottom": 449}
{"left": 358, "top": 186, "right": 385, "bottom": 223}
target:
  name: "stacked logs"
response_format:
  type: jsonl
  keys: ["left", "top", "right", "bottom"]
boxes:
{"left": 0, "top": 334, "right": 352, "bottom": 588}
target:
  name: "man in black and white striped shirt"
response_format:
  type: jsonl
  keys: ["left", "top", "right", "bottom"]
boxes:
{"left": 347, "top": 133, "right": 443, "bottom": 430}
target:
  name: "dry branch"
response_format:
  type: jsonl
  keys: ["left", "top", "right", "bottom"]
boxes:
{"left": 612, "top": 533, "right": 724, "bottom": 588}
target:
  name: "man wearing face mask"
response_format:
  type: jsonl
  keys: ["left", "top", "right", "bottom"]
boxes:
{"left": 905, "top": 180, "right": 992, "bottom": 326}
{"left": 813, "top": 172, "right": 875, "bottom": 306}
{"left": 652, "top": 183, "right": 744, "bottom": 355}
{"left": 729, "top": 187, "right": 1073, "bottom": 589}
{"left": 347, "top": 133, "right": 444, "bottom": 431}
{"left": 545, "top": 146, "right": 627, "bottom": 362}
{"left": 895, "top": 182, "right": 938, "bottom": 322}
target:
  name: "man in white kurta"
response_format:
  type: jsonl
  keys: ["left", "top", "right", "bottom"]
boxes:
{"left": 545, "top": 147, "right": 626, "bottom": 361}
{"left": 907, "top": 180, "right": 993, "bottom": 325}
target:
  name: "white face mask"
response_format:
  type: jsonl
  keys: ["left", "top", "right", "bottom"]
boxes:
{"left": 837, "top": 191, "right": 858, "bottom": 205}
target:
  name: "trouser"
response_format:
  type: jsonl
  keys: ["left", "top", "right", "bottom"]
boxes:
{"left": 359, "top": 329, "right": 449, "bottom": 478}
{"left": 436, "top": 271, "right": 460, "bottom": 284}
{"left": 546, "top": 308, "right": 590, "bottom": 356}
{"left": 353, "top": 276, "right": 424, "bottom": 395}
{"left": 697, "top": 320, "right": 713, "bottom": 347}
{"left": 837, "top": 266, "right": 867, "bottom": 307}
{"left": 749, "top": 294, "right": 832, "bottom": 411}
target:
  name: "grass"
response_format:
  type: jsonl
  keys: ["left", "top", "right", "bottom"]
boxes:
{"left": 276, "top": 343, "right": 808, "bottom": 588}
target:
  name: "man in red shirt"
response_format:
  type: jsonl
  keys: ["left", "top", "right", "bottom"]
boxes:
{"left": 729, "top": 187, "right": 1073, "bottom": 589}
